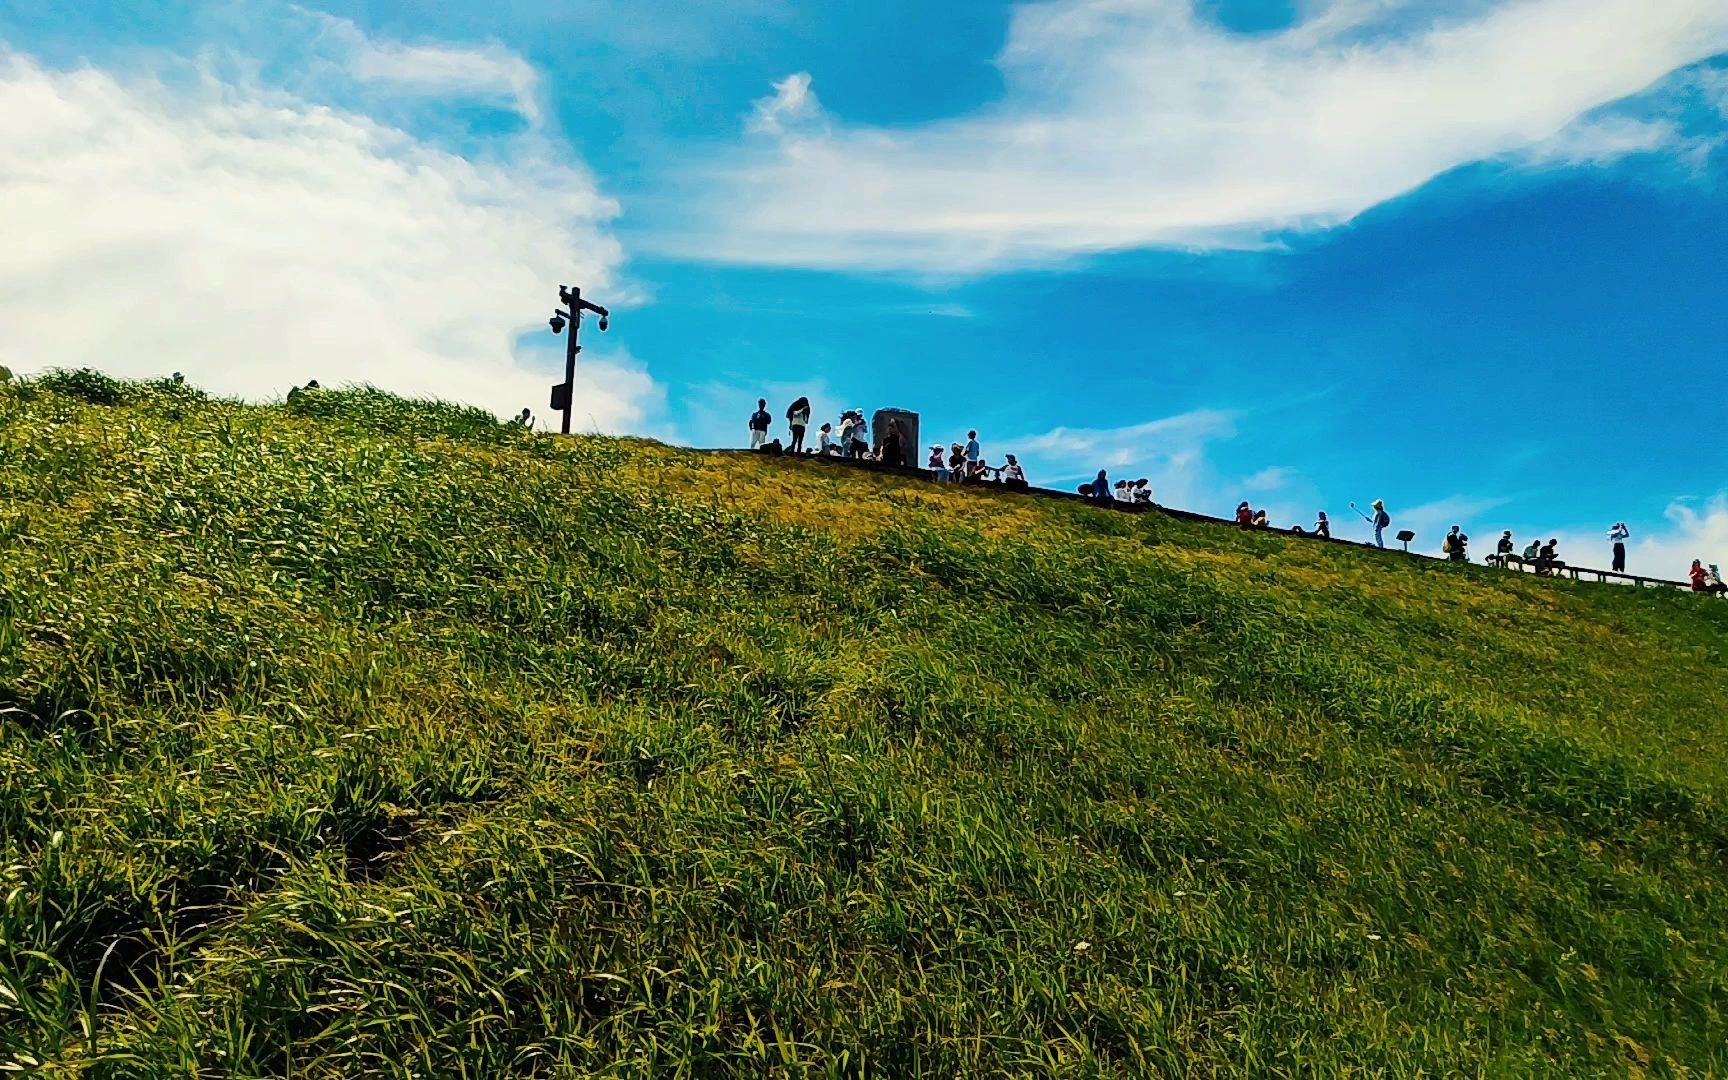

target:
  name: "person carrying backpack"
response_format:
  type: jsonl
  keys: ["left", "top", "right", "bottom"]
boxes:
{"left": 748, "top": 399, "right": 772, "bottom": 449}
{"left": 1443, "top": 525, "right": 1469, "bottom": 563}
{"left": 1371, "top": 500, "right": 1390, "bottom": 549}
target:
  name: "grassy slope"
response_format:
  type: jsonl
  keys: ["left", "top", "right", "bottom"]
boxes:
{"left": 1, "top": 372, "right": 1726, "bottom": 1076}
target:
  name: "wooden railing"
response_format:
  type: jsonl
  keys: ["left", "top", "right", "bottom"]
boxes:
{"left": 714, "top": 447, "right": 1700, "bottom": 591}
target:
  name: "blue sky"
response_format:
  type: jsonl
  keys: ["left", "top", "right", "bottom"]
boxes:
{"left": 2, "top": 0, "right": 1726, "bottom": 570}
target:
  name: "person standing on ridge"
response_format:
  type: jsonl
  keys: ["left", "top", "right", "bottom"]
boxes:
{"left": 1608, "top": 522, "right": 1630, "bottom": 573}
{"left": 786, "top": 397, "right": 811, "bottom": 454}
{"left": 1371, "top": 500, "right": 1391, "bottom": 548}
{"left": 748, "top": 399, "right": 772, "bottom": 450}
{"left": 964, "top": 431, "right": 981, "bottom": 472}
{"left": 1443, "top": 525, "right": 1469, "bottom": 563}
{"left": 880, "top": 422, "right": 905, "bottom": 470}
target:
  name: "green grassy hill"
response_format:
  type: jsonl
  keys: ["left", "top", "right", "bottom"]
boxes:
{"left": 2, "top": 371, "right": 1727, "bottom": 1076}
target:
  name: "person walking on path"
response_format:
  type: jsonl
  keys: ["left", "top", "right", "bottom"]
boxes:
{"left": 786, "top": 397, "right": 811, "bottom": 454}
{"left": 748, "top": 399, "right": 772, "bottom": 450}
{"left": 1609, "top": 522, "right": 1630, "bottom": 573}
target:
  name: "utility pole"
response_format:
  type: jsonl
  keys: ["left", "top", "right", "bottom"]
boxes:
{"left": 547, "top": 285, "right": 610, "bottom": 436}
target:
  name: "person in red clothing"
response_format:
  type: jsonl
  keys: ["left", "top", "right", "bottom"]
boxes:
{"left": 1235, "top": 501, "right": 1253, "bottom": 528}
{"left": 1690, "top": 560, "right": 1725, "bottom": 594}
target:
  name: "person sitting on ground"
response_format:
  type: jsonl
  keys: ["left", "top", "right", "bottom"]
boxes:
{"left": 1091, "top": 469, "right": 1114, "bottom": 505}
{"left": 1235, "top": 501, "right": 1254, "bottom": 528}
{"left": 818, "top": 422, "right": 837, "bottom": 455}
{"left": 1133, "top": 479, "right": 1152, "bottom": 504}
{"left": 1496, "top": 531, "right": 1515, "bottom": 561}
{"left": 1521, "top": 539, "right": 1541, "bottom": 566}
{"left": 928, "top": 444, "right": 949, "bottom": 482}
{"left": 749, "top": 398, "right": 772, "bottom": 450}
{"left": 1314, "top": 511, "right": 1331, "bottom": 539}
{"left": 1443, "top": 525, "right": 1469, "bottom": 563}
{"left": 1113, "top": 479, "right": 1131, "bottom": 502}
{"left": 1689, "top": 560, "right": 1726, "bottom": 594}
{"left": 1002, "top": 454, "right": 1026, "bottom": 487}
{"left": 948, "top": 443, "right": 967, "bottom": 481}
{"left": 1252, "top": 508, "right": 1270, "bottom": 529}
{"left": 786, "top": 397, "right": 811, "bottom": 454}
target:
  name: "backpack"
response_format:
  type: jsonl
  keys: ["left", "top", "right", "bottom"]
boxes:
{"left": 1441, "top": 535, "right": 1454, "bottom": 553}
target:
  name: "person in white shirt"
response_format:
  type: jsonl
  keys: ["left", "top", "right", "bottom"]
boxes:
{"left": 818, "top": 423, "right": 836, "bottom": 455}
{"left": 786, "top": 397, "right": 812, "bottom": 454}
{"left": 1608, "top": 522, "right": 1630, "bottom": 573}
{"left": 1002, "top": 454, "right": 1025, "bottom": 485}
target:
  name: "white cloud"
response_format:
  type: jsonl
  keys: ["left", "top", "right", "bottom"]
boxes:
{"left": 1244, "top": 466, "right": 1297, "bottom": 493}
{"left": 748, "top": 72, "right": 822, "bottom": 136}
{"left": 1005, "top": 408, "right": 1238, "bottom": 501}
{"left": 302, "top": 10, "right": 542, "bottom": 124}
{"left": 0, "top": 42, "right": 653, "bottom": 430}
{"left": 668, "top": 0, "right": 1728, "bottom": 273}
{"left": 1521, "top": 114, "right": 1689, "bottom": 166}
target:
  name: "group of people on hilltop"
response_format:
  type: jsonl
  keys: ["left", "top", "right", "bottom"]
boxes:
{"left": 927, "top": 435, "right": 1028, "bottom": 487}
{"left": 745, "top": 396, "right": 1720, "bottom": 591}
{"left": 749, "top": 397, "right": 1034, "bottom": 486}
{"left": 752, "top": 398, "right": 890, "bottom": 462}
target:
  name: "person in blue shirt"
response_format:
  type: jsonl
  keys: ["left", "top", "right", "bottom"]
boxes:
{"left": 1090, "top": 469, "right": 1113, "bottom": 505}
{"left": 964, "top": 431, "right": 981, "bottom": 471}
